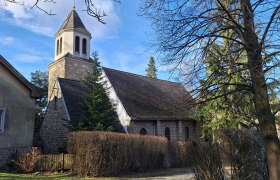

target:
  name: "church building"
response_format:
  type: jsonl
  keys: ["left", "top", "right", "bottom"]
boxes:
{"left": 40, "top": 7, "right": 200, "bottom": 153}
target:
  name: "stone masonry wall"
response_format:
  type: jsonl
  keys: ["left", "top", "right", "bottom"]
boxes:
{"left": 40, "top": 80, "right": 69, "bottom": 153}
{"left": 40, "top": 97, "right": 69, "bottom": 153}
{"left": 48, "top": 58, "right": 65, "bottom": 100}
{"left": 64, "top": 57, "right": 93, "bottom": 81}
{"left": 128, "top": 120, "right": 200, "bottom": 141}
{"left": 45, "top": 55, "right": 93, "bottom": 153}
{"left": 48, "top": 56, "right": 93, "bottom": 101}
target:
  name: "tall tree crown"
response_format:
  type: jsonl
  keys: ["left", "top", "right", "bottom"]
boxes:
{"left": 146, "top": 56, "right": 157, "bottom": 78}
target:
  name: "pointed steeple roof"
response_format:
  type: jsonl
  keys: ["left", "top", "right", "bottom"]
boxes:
{"left": 57, "top": 9, "right": 90, "bottom": 35}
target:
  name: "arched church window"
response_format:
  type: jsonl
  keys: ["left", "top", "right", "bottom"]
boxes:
{"left": 139, "top": 128, "right": 147, "bottom": 135}
{"left": 75, "top": 36, "right": 80, "bottom": 52}
{"left": 82, "top": 38, "right": 87, "bottom": 54}
{"left": 56, "top": 39, "right": 59, "bottom": 55}
{"left": 59, "top": 37, "right": 62, "bottom": 54}
{"left": 185, "top": 127, "right": 189, "bottom": 140}
{"left": 164, "top": 127, "right": 170, "bottom": 141}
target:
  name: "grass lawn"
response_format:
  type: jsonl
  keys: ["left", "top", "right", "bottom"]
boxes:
{"left": 0, "top": 168, "right": 192, "bottom": 179}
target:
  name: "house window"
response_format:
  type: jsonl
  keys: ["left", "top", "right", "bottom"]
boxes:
{"left": 139, "top": 128, "right": 147, "bottom": 135}
{"left": 0, "top": 108, "right": 6, "bottom": 133}
{"left": 59, "top": 37, "right": 63, "bottom": 54}
{"left": 56, "top": 39, "right": 59, "bottom": 55}
{"left": 82, "top": 38, "right": 87, "bottom": 54}
{"left": 54, "top": 96, "right": 58, "bottom": 110}
{"left": 185, "top": 127, "right": 189, "bottom": 140}
{"left": 164, "top": 127, "right": 170, "bottom": 141}
{"left": 75, "top": 36, "right": 80, "bottom": 52}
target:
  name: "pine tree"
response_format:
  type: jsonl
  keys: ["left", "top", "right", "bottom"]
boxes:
{"left": 31, "top": 71, "right": 48, "bottom": 133}
{"left": 146, "top": 56, "right": 157, "bottom": 78}
{"left": 70, "top": 51, "right": 117, "bottom": 131}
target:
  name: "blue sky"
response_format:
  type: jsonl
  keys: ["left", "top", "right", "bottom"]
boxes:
{"left": 0, "top": 0, "right": 171, "bottom": 81}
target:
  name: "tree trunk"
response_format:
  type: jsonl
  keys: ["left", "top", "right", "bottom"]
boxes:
{"left": 241, "top": 0, "right": 280, "bottom": 179}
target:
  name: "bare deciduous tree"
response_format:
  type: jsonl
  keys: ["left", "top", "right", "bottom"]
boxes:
{"left": 141, "top": 0, "right": 280, "bottom": 179}
{"left": 2, "top": 0, "right": 120, "bottom": 24}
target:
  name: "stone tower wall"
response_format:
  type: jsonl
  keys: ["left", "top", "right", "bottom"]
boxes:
{"left": 48, "top": 57, "right": 93, "bottom": 101}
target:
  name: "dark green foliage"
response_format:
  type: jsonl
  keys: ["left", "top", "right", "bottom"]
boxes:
{"left": 146, "top": 56, "right": 157, "bottom": 78}
{"left": 194, "top": 7, "right": 256, "bottom": 140}
{"left": 30, "top": 71, "right": 48, "bottom": 133}
{"left": 69, "top": 51, "right": 117, "bottom": 131}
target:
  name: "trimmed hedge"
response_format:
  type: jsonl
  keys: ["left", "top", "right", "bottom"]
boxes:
{"left": 68, "top": 131, "right": 167, "bottom": 177}
{"left": 168, "top": 141, "right": 192, "bottom": 167}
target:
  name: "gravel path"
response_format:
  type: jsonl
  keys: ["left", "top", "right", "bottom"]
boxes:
{"left": 120, "top": 168, "right": 195, "bottom": 180}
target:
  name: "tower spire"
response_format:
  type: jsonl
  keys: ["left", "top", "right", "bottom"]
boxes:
{"left": 73, "top": 0, "right": 75, "bottom": 9}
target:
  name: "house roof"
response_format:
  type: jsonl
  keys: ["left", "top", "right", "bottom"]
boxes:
{"left": 0, "top": 55, "right": 42, "bottom": 98}
{"left": 58, "top": 68, "right": 194, "bottom": 121}
{"left": 57, "top": 9, "right": 90, "bottom": 35}
{"left": 103, "top": 67, "right": 194, "bottom": 120}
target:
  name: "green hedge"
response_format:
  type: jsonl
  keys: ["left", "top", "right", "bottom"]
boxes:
{"left": 68, "top": 131, "right": 167, "bottom": 177}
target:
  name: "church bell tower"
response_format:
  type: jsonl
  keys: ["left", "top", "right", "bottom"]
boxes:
{"left": 48, "top": 7, "right": 93, "bottom": 100}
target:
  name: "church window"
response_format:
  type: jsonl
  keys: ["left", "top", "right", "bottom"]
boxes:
{"left": 54, "top": 96, "right": 58, "bottom": 110}
{"left": 139, "top": 128, "right": 147, "bottom": 135}
{"left": 82, "top": 38, "right": 87, "bottom": 54}
{"left": 56, "top": 39, "right": 59, "bottom": 55}
{"left": 0, "top": 108, "right": 6, "bottom": 133}
{"left": 75, "top": 36, "right": 80, "bottom": 52}
{"left": 185, "top": 127, "right": 189, "bottom": 140}
{"left": 59, "top": 37, "right": 63, "bottom": 54}
{"left": 164, "top": 127, "right": 170, "bottom": 141}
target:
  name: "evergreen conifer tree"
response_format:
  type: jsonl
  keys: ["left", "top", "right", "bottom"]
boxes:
{"left": 70, "top": 51, "right": 117, "bottom": 131}
{"left": 146, "top": 56, "right": 157, "bottom": 78}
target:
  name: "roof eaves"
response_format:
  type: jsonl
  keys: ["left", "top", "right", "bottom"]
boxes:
{"left": 0, "top": 55, "right": 42, "bottom": 98}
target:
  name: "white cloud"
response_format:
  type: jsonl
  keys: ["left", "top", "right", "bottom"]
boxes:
{"left": 15, "top": 53, "right": 51, "bottom": 63}
{"left": 0, "top": 0, "right": 121, "bottom": 38}
{"left": 1, "top": 36, "right": 15, "bottom": 45}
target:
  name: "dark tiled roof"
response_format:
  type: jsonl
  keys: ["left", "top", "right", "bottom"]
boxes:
{"left": 103, "top": 68, "right": 194, "bottom": 120}
{"left": 58, "top": 78, "right": 88, "bottom": 122}
{"left": 0, "top": 55, "right": 42, "bottom": 98}
{"left": 57, "top": 9, "right": 90, "bottom": 34}
{"left": 58, "top": 68, "right": 194, "bottom": 121}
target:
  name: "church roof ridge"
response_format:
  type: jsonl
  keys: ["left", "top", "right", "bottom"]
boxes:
{"left": 102, "top": 67, "right": 182, "bottom": 85}
{"left": 56, "top": 9, "right": 90, "bottom": 35}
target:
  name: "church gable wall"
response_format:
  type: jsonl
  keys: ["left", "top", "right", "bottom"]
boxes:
{"left": 40, "top": 82, "right": 69, "bottom": 153}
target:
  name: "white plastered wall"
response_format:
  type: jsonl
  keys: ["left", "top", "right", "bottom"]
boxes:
{"left": 101, "top": 70, "right": 131, "bottom": 129}
{"left": 54, "top": 30, "right": 91, "bottom": 61}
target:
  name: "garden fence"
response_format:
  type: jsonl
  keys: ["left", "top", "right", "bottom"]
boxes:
{"left": 37, "top": 153, "right": 73, "bottom": 171}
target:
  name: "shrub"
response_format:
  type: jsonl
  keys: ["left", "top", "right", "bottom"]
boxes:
{"left": 168, "top": 141, "right": 192, "bottom": 167}
{"left": 188, "top": 142, "right": 225, "bottom": 180}
{"left": 219, "top": 128, "right": 269, "bottom": 179}
{"left": 11, "top": 147, "right": 41, "bottom": 173}
{"left": 68, "top": 131, "right": 167, "bottom": 177}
